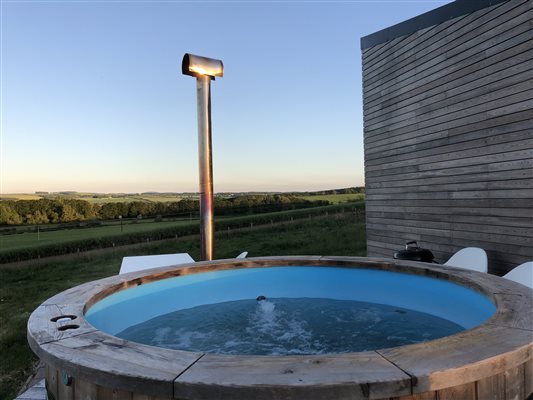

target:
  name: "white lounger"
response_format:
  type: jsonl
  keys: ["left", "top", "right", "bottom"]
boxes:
{"left": 503, "top": 262, "right": 533, "bottom": 289}
{"left": 119, "top": 253, "right": 195, "bottom": 275}
{"left": 444, "top": 247, "right": 488, "bottom": 273}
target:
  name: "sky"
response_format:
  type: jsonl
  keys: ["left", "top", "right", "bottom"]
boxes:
{"left": 1, "top": 0, "right": 451, "bottom": 194}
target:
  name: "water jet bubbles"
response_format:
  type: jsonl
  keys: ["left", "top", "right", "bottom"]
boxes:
{"left": 117, "top": 298, "right": 464, "bottom": 355}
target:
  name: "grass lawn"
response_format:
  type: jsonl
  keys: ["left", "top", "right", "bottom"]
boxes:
{"left": 0, "top": 219, "right": 197, "bottom": 253}
{"left": 0, "top": 213, "right": 365, "bottom": 399}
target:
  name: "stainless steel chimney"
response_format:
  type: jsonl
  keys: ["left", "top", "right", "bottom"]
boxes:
{"left": 182, "top": 53, "right": 224, "bottom": 261}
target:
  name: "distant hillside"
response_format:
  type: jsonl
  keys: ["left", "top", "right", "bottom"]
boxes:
{"left": 0, "top": 187, "right": 364, "bottom": 203}
{"left": 289, "top": 187, "right": 365, "bottom": 196}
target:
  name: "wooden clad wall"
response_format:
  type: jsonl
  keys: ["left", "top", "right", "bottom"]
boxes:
{"left": 362, "top": 0, "right": 533, "bottom": 275}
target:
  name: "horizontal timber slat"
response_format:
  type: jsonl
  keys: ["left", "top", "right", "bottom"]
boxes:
{"left": 366, "top": 109, "right": 533, "bottom": 159}
{"left": 363, "top": 0, "right": 525, "bottom": 88}
{"left": 369, "top": 160, "right": 533, "bottom": 183}
{"left": 364, "top": 46, "right": 533, "bottom": 119}
{"left": 366, "top": 217, "right": 533, "bottom": 238}
{"left": 364, "top": 72, "right": 533, "bottom": 132}
{"left": 362, "top": 0, "right": 533, "bottom": 275}
{"left": 365, "top": 61, "right": 533, "bottom": 129}
{"left": 362, "top": 34, "right": 411, "bottom": 67}
{"left": 365, "top": 118, "right": 532, "bottom": 161}
{"left": 363, "top": 23, "right": 450, "bottom": 73}
{"left": 365, "top": 6, "right": 530, "bottom": 111}
{"left": 365, "top": 130, "right": 532, "bottom": 168}
{"left": 362, "top": 1, "right": 518, "bottom": 78}
{"left": 367, "top": 225, "right": 531, "bottom": 248}
{"left": 365, "top": 91, "right": 533, "bottom": 146}
{"left": 365, "top": 180, "right": 533, "bottom": 195}
{"left": 365, "top": 25, "right": 533, "bottom": 110}
{"left": 365, "top": 102, "right": 533, "bottom": 154}
{"left": 363, "top": 16, "right": 466, "bottom": 81}
{"left": 366, "top": 149, "right": 533, "bottom": 179}
{"left": 365, "top": 199, "right": 533, "bottom": 211}
{"left": 366, "top": 212, "right": 532, "bottom": 229}
{"left": 365, "top": 205, "right": 532, "bottom": 218}
{"left": 364, "top": 8, "right": 533, "bottom": 104}
{"left": 365, "top": 168, "right": 533, "bottom": 190}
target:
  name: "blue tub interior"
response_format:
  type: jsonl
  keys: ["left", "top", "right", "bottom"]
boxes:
{"left": 86, "top": 266, "right": 496, "bottom": 336}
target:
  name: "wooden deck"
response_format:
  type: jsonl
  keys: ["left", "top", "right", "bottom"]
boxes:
{"left": 15, "top": 380, "right": 46, "bottom": 400}
{"left": 27, "top": 257, "right": 533, "bottom": 399}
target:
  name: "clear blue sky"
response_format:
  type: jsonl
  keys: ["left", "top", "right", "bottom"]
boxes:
{"left": 1, "top": 0, "right": 450, "bottom": 193}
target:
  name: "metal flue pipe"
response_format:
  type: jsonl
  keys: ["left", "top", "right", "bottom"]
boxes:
{"left": 182, "top": 53, "right": 224, "bottom": 261}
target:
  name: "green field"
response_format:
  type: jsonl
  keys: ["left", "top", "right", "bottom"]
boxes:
{"left": 0, "top": 213, "right": 366, "bottom": 399}
{"left": 300, "top": 193, "right": 365, "bottom": 203}
{"left": 0, "top": 193, "right": 187, "bottom": 203}
{"left": 77, "top": 194, "right": 186, "bottom": 203}
{"left": 0, "top": 203, "right": 363, "bottom": 258}
{"left": 0, "top": 219, "right": 197, "bottom": 252}
{"left": 0, "top": 194, "right": 43, "bottom": 201}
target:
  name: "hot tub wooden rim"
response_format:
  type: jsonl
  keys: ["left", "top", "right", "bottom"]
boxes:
{"left": 27, "top": 256, "right": 533, "bottom": 399}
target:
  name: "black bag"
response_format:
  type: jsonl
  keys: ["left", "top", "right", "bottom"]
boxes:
{"left": 394, "top": 241, "right": 434, "bottom": 263}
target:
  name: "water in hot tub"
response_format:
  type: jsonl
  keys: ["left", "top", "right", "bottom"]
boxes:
{"left": 117, "top": 298, "right": 464, "bottom": 355}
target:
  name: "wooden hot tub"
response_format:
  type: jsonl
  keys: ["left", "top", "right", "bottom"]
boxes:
{"left": 27, "top": 256, "right": 532, "bottom": 399}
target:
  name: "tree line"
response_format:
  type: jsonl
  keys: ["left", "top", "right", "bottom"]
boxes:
{"left": 0, "top": 195, "right": 329, "bottom": 226}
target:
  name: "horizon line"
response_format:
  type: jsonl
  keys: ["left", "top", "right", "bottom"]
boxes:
{"left": 0, "top": 186, "right": 365, "bottom": 196}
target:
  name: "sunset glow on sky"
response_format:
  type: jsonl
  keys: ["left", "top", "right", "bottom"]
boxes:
{"left": 1, "top": 0, "right": 451, "bottom": 193}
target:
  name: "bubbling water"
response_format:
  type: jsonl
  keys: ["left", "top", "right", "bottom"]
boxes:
{"left": 117, "top": 298, "right": 464, "bottom": 355}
